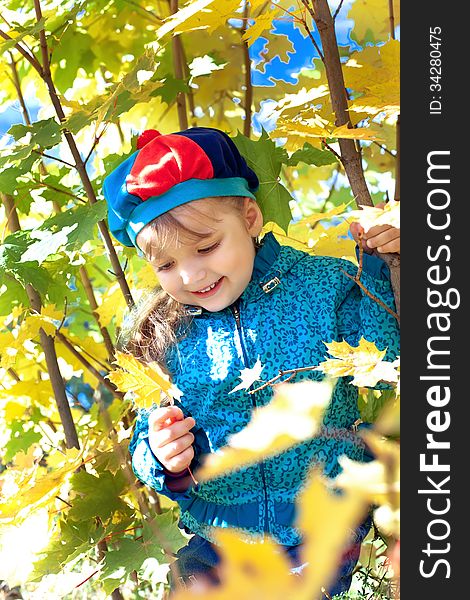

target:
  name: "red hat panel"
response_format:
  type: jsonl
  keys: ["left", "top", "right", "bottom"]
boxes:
{"left": 126, "top": 134, "right": 214, "bottom": 201}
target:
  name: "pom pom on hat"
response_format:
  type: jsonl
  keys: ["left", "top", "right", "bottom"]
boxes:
{"left": 103, "top": 127, "right": 259, "bottom": 249}
{"left": 136, "top": 129, "right": 161, "bottom": 149}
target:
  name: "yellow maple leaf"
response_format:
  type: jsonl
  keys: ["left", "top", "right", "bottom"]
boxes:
{"left": 0, "top": 447, "right": 84, "bottom": 522}
{"left": 347, "top": 0, "right": 400, "bottom": 42}
{"left": 334, "top": 432, "right": 399, "bottom": 509}
{"left": 308, "top": 221, "right": 357, "bottom": 262}
{"left": 172, "top": 528, "right": 298, "bottom": 599}
{"left": 242, "top": 11, "right": 281, "bottom": 46}
{"left": 318, "top": 337, "right": 399, "bottom": 387}
{"left": 296, "top": 473, "right": 367, "bottom": 596}
{"left": 15, "top": 305, "right": 64, "bottom": 345}
{"left": 107, "top": 350, "right": 180, "bottom": 409}
{"left": 255, "top": 33, "right": 295, "bottom": 72}
{"left": 343, "top": 199, "right": 400, "bottom": 231}
{"left": 0, "top": 380, "right": 54, "bottom": 413}
{"left": 344, "top": 40, "right": 400, "bottom": 119}
{"left": 331, "top": 123, "right": 385, "bottom": 142}
{"left": 197, "top": 379, "right": 334, "bottom": 481}
{"left": 95, "top": 282, "right": 128, "bottom": 328}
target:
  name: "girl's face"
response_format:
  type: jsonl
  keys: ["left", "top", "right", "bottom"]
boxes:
{"left": 138, "top": 198, "right": 263, "bottom": 312}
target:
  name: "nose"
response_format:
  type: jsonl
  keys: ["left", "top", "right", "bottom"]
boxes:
{"left": 179, "top": 262, "right": 207, "bottom": 287}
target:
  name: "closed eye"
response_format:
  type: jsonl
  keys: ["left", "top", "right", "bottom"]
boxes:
{"left": 155, "top": 261, "right": 174, "bottom": 272}
{"left": 198, "top": 242, "right": 220, "bottom": 254}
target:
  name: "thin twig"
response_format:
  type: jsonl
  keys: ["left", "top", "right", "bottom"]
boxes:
{"left": 322, "top": 141, "right": 342, "bottom": 162}
{"left": 300, "top": 0, "right": 325, "bottom": 61}
{"left": 333, "top": 0, "right": 346, "bottom": 20}
{"left": 372, "top": 140, "right": 396, "bottom": 157}
{"left": 241, "top": 1, "right": 253, "bottom": 136}
{"left": 32, "top": 177, "right": 85, "bottom": 202}
{"left": 32, "top": 149, "right": 75, "bottom": 168}
{"left": 388, "top": 0, "right": 395, "bottom": 40}
{"left": 0, "top": 28, "right": 43, "bottom": 73}
{"left": 250, "top": 365, "right": 320, "bottom": 394}
{"left": 84, "top": 123, "right": 109, "bottom": 165}
{"left": 340, "top": 269, "right": 399, "bottom": 321}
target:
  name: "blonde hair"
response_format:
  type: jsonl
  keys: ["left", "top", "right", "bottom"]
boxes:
{"left": 119, "top": 197, "right": 256, "bottom": 366}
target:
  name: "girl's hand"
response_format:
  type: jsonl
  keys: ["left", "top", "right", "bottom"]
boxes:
{"left": 148, "top": 405, "right": 196, "bottom": 473}
{"left": 350, "top": 222, "right": 400, "bottom": 254}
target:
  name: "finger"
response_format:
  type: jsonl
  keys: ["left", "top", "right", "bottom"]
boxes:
{"left": 165, "top": 446, "right": 195, "bottom": 473}
{"left": 374, "top": 238, "right": 400, "bottom": 254}
{"left": 363, "top": 224, "right": 391, "bottom": 239}
{"left": 151, "top": 418, "right": 196, "bottom": 449}
{"left": 149, "top": 406, "right": 185, "bottom": 431}
{"left": 366, "top": 229, "right": 400, "bottom": 250}
{"left": 159, "top": 432, "right": 195, "bottom": 462}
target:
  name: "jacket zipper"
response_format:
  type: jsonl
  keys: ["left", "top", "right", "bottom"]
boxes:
{"left": 230, "top": 300, "right": 270, "bottom": 535}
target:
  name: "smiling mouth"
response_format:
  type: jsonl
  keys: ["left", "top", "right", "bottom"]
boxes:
{"left": 191, "top": 277, "right": 223, "bottom": 297}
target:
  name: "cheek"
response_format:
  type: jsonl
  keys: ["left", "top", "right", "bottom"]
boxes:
{"left": 156, "top": 273, "right": 178, "bottom": 295}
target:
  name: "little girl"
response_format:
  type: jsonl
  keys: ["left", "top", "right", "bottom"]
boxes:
{"left": 103, "top": 127, "right": 400, "bottom": 595}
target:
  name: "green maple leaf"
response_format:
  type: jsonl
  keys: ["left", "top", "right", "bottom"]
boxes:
{"left": 0, "top": 278, "right": 28, "bottom": 316}
{"left": 4, "top": 420, "right": 42, "bottom": 463}
{"left": 68, "top": 469, "right": 131, "bottom": 522}
{"left": 151, "top": 73, "right": 189, "bottom": 105}
{"left": 8, "top": 118, "right": 62, "bottom": 149}
{"left": 232, "top": 129, "right": 292, "bottom": 232}
{"left": 30, "top": 518, "right": 105, "bottom": 581}
{"left": 287, "top": 143, "right": 338, "bottom": 168}
{"left": 20, "top": 225, "right": 78, "bottom": 265}
{"left": 0, "top": 232, "right": 55, "bottom": 294}
{"left": 101, "top": 511, "right": 188, "bottom": 593}
{"left": 38, "top": 201, "right": 108, "bottom": 251}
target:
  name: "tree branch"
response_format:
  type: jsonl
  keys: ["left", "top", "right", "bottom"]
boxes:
{"left": 0, "top": 28, "right": 43, "bottom": 73}
{"left": 32, "top": 0, "right": 135, "bottom": 309}
{"left": 55, "top": 331, "right": 122, "bottom": 398}
{"left": 169, "top": 0, "right": 188, "bottom": 130}
{"left": 1, "top": 192, "right": 80, "bottom": 450}
{"left": 241, "top": 1, "right": 253, "bottom": 137}
{"left": 309, "top": 0, "right": 400, "bottom": 319}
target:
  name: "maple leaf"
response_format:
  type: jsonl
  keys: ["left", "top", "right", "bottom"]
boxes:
{"left": 296, "top": 472, "right": 367, "bottom": 596}
{"left": 197, "top": 379, "right": 334, "bottom": 480}
{"left": 343, "top": 199, "right": 400, "bottom": 231}
{"left": 242, "top": 11, "right": 281, "bottom": 47}
{"left": 100, "top": 512, "right": 188, "bottom": 594}
{"left": 318, "top": 338, "right": 399, "bottom": 387}
{"left": 333, "top": 432, "right": 400, "bottom": 508}
{"left": 107, "top": 350, "right": 181, "bottom": 409}
{"left": 229, "top": 357, "right": 264, "bottom": 394}
{"left": 95, "top": 282, "right": 128, "bottom": 328}
{"left": 0, "top": 447, "right": 85, "bottom": 522}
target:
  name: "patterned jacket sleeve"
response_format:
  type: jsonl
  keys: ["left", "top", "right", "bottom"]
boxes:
{"left": 128, "top": 400, "right": 210, "bottom": 502}
{"left": 335, "top": 251, "right": 400, "bottom": 362}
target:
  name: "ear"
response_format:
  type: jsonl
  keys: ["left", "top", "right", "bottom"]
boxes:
{"left": 242, "top": 198, "right": 263, "bottom": 237}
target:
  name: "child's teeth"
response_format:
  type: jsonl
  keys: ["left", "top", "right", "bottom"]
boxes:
{"left": 199, "top": 281, "right": 217, "bottom": 293}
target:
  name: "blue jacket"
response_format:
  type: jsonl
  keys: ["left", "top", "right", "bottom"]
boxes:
{"left": 129, "top": 232, "right": 400, "bottom": 546}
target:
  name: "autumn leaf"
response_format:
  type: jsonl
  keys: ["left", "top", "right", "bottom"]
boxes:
{"left": 197, "top": 379, "right": 334, "bottom": 480}
{"left": 318, "top": 337, "right": 399, "bottom": 387}
{"left": 0, "top": 447, "right": 85, "bottom": 522}
{"left": 333, "top": 432, "right": 399, "bottom": 510}
{"left": 107, "top": 350, "right": 181, "bottom": 409}
{"left": 296, "top": 472, "right": 367, "bottom": 596}
{"left": 343, "top": 199, "right": 400, "bottom": 231}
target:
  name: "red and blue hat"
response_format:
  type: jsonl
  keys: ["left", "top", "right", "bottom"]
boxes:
{"left": 103, "top": 127, "right": 259, "bottom": 249}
